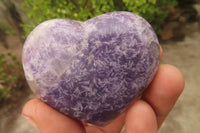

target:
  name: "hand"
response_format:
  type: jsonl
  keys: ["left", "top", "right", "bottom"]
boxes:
{"left": 22, "top": 47, "right": 185, "bottom": 133}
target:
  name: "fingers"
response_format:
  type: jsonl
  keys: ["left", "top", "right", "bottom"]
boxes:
{"left": 142, "top": 64, "right": 185, "bottom": 128}
{"left": 85, "top": 110, "right": 126, "bottom": 133}
{"left": 125, "top": 100, "right": 157, "bottom": 133}
{"left": 22, "top": 98, "right": 85, "bottom": 133}
{"left": 160, "top": 46, "right": 163, "bottom": 61}
{"left": 102, "top": 111, "right": 126, "bottom": 133}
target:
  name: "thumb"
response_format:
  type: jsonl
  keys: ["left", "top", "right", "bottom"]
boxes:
{"left": 22, "top": 98, "right": 85, "bottom": 133}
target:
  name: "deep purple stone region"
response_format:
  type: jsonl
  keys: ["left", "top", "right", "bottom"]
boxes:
{"left": 22, "top": 11, "right": 160, "bottom": 126}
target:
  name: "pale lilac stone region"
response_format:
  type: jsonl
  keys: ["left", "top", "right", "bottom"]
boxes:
{"left": 22, "top": 11, "right": 160, "bottom": 126}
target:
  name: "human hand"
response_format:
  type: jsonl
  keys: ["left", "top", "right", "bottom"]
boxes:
{"left": 22, "top": 47, "right": 185, "bottom": 133}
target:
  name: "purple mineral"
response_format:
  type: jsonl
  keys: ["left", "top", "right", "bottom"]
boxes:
{"left": 22, "top": 11, "right": 160, "bottom": 126}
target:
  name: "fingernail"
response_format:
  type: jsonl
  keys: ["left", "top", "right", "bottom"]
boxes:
{"left": 23, "top": 115, "right": 39, "bottom": 130}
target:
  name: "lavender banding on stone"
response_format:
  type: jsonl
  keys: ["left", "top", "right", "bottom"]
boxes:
{"left": 22, "top": 11, "right": 160, "bottom": 126}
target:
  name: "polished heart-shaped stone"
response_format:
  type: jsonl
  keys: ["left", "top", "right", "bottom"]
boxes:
{"left": 22, "top": 11, "right": 160, "bottom": 126}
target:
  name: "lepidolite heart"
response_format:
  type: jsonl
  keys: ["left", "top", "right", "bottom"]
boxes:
{"left": 22, "top": 11, "right": 160, "bottom": 126}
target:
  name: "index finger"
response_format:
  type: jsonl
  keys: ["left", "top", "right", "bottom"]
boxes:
{"left": 142, "top": 64, "right": 185, "bottom": 128}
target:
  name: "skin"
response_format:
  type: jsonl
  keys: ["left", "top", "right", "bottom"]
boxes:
{"left": 22, "top": 46, "right": 185, "bottom": 133}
